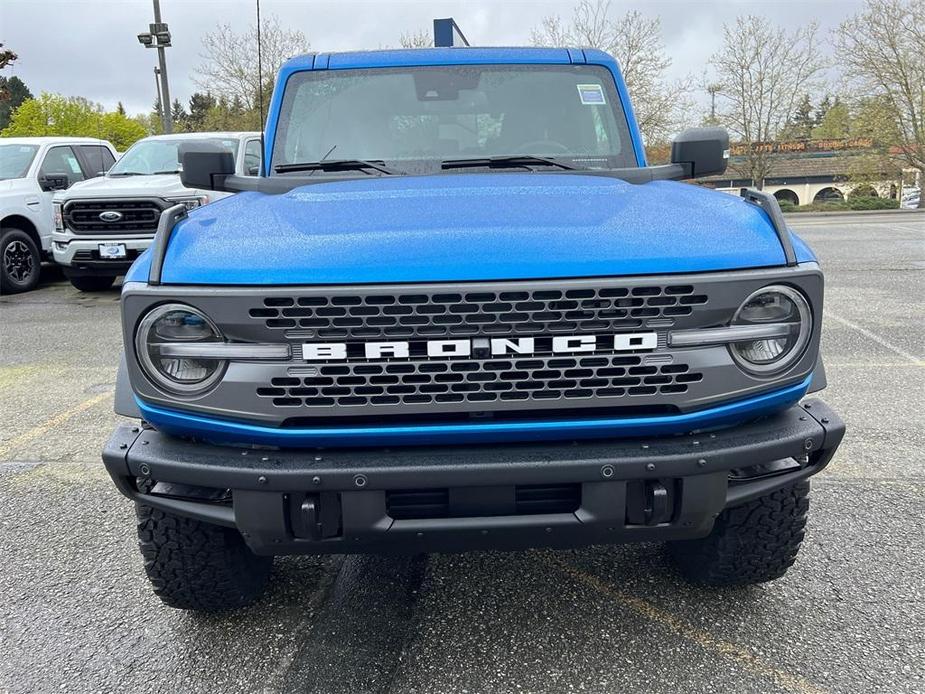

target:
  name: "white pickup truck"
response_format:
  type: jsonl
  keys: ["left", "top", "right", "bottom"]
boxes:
{"left": 53, "top": 131, "right": 261, "bottom": 292}
{"left": 0, "top": 136, "right": 118, "bottom": 293}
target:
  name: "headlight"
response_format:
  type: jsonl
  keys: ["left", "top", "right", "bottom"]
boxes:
{"left": 729, "top": 285, "right": 812, "bottom": 376}
{"left": 166, "top": 195, "right": 209, "bottom": 211}
{"left": 135, "top": 304, "right": 225, "bottom": 394}
{"left": 54, "top": 203, "right": 64, "bottom": 231}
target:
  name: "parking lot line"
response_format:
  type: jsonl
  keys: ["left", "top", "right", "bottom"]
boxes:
{"left": 826, "top": 311, "right": 923, "bottom": 365}
{"left": 0, "top": 391, "right": 111, "bottom": 460}
{"left": 544, "top": 556, "right": 829, "bottom": 694}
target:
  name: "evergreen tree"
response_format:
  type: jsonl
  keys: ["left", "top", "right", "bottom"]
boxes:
{"left": 788, "top": 94, "right": 815, "bottom": 139}
{"left": 0, "top": 75, "right": 33, "bottom": 129}
{"left": 187, "top": 92, "right": 215, "bottom": 131}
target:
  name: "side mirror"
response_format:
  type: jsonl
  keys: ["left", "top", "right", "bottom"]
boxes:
{"left": 39, "top": 174, "right": 69, "bottom": 192}
{"left": 180, "top": 145, "right": 235, "bottom": 191}
{"left": 670, "top": 127, "right": 729, "bottom": 178}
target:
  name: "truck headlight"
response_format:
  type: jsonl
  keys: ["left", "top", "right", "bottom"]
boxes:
{"left": 135, "top": 304, "right": 225, "bottom": 394}
{"left": 166, "top": 195, "right": 209, "bottom": 211}
{"left": 54, "top": 202, "right": 64, "bottom": 231}
{"left": 729, "top": 285, "right": 811, "bottom": 375}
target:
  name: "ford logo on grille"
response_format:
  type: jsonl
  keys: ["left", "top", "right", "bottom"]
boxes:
{"left": 99, "top": 210, "right": 123, "bottom": 223}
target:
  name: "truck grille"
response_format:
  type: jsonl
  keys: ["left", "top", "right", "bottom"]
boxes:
{"left": 257, "top": 355, "right": 702, "bottom": 409}
{"left": 64, "top": 199, "right": 165, "bottom": 234}
{"left": 123, "top": 269, "right": 823, "bottom": 425}
{"left": 249, "top": 284, "right": 708, "bottom": 339}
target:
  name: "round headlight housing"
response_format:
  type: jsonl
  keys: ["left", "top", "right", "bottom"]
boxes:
{"left": 729, "top": 285, "right": 812, "bottom": 376}
{"left": 135, "top": 303, "right": 225, "bottom": 394}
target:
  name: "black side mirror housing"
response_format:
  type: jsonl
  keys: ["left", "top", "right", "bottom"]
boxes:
{"left": 180, "top": 145, "right": 235, "bottom": 191}
{"left": 670, "top": 127, "right": 729, "bottom": 178}
{"left": 39, "top": 174, "right": 69, "bottom": 192}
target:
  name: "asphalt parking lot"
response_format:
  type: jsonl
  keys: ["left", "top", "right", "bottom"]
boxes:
{"left": 1, "top": 211, "right": 923, "bottom": 694}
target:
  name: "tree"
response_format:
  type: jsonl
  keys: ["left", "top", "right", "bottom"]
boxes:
{"left": 1, "top": 93, "right": 146, "bottom": 150}
{"left": 531, "top": 1, "right": 692, "bottom": 144}
{"left": 171, "top": 98, "right": 187, "bottom": 130}
{"left": 187, "top": 92, "right": 216, "bottom": 131}
{"left": 116, "top": 101, "right": 126, "bottom": 116}
{"left": 0, "top": 76, "right": 33, "bottom": 130}
{"left": 709, "top": 16, "right": 826, "bottom": 187}
{"left": 812, "top": 98, "right": 851, "bottom": 139}
{"left": 782, "top": 94, "right": 815, "bottom": 140}
{"left": 814, "top": 95, "right": 833, "bottom": 126}
{"left": 834, "top": 0, "right": 925, "bottom": 207}
{"left": 399, "top": 29, "right": 432, "bottom": 48}
{"left": 194, "top": 15, "right": 309, "bottom": 111}
{"left": 0, "top": 43, "right": 16, "bottom": 70}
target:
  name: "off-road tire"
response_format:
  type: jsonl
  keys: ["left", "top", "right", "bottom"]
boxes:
{"left": 668, "top": 481, "right": 810, "bottom": 586}
{"left": 68, "top": 275, "right": 116, "bottom": 292}
{"left": 136, "top": 503, "right": 273, "bottom": 612}
{"left": 1, "top": 227, "right": 41, "bottom": 294}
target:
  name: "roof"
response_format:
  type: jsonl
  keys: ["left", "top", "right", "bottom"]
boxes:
{"left": 0, "top": 136, "right": 113, "bottom": 145}
{"left": 281, "top": 46, "right": 613, "bottom": 72}
{"left": 700, "top": 150, "right": 900, "bottom": 183}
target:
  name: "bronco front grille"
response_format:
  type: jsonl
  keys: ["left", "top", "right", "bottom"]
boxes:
{"left": 248, "top": 284, "right": 708, "bottom": 339}
{"left": 64, "top": 199, "right": 166, "bottom": 234}
{"left": 122, "top": 268, "right": 823, "bottom": 424}
{"left": 257, "top": 356, "right": 702, "bottom": 409}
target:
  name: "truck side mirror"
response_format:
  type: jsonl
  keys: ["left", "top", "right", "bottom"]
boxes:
{"left": 670, "top": 127, "right": 729, "bottom": 179}
{"left": 180, "top": 146, "right": 235, "bottom": 191}
{"left": 39, "top": 174, "right": 69, "bottom": 192}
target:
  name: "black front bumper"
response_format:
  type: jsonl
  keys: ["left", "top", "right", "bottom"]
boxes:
{"left": 103, "top": 399, "right": 844, "bottom": 556}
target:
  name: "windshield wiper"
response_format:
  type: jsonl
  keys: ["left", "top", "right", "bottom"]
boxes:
{"left": 441, "top": 155, "right": 578, "bottom": 171}
{"left": 153, "top": 169, "right": 181, "bottom": 175}
{"left": 275, "top": 159, "right": 403, "bottom": 175}
{"left": 108, "top": 171, "right": 146, "bottom": 177}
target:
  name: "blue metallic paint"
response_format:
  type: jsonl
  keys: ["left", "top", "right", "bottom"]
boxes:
{"left": 127, "top": 173, "right": 802, "bottom": 286}
{"left": 136, "top": 375, "right": 812, "bottom": 448}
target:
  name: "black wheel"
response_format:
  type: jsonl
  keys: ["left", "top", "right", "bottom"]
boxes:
{"left": 668, "top": 481, "right": 810, "bottom": 586}
{"left": 136, "top": 503, "right": 273, "bottom": 612}
{"left": 1, "top": 227, "right": 41, "bottom": 294}
{"left": 68, "top": 275, "right": 116, "bottom": 292}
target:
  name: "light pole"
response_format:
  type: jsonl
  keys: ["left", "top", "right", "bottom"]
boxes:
{"left": 138, "top": 0, "right": 172, "bottom": 134}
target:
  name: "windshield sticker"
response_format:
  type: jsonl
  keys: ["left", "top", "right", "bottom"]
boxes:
{"left": 577, "top": 84, "right": 606, "bottom": 105}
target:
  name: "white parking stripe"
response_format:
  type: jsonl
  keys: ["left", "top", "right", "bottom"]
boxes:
{"left": 827, "top": 311, "right": 923, "bottom": 364}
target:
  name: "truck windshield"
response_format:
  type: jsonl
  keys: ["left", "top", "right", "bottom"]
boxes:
{"left": 109, "top": 138, "right": 239, "bottom": 176}
{"left": 0, "top": 144, "right": 39, "bottom": 181}
{"left": 272, "top": 65, "right": 636, "bottom": 175}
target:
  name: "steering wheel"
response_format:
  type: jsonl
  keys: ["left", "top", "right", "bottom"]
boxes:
{"left": 517, "top": 140, "right": 570, "bottom": 154}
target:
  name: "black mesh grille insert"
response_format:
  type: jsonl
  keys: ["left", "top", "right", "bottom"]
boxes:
{"left": 64, "top": 199, "right": 165, "bottom": 234}
{"left": 257, "top": 356, "right": 703, "bottom": 409}
{"left": 249, "top": 284, "right": 708, "bottom": 338}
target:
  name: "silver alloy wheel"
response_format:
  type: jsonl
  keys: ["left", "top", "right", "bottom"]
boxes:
{"left": 3, "top": 239, "right": 35, "bottom": 284}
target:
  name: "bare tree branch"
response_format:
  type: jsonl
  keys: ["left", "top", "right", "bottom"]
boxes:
{"left": 834, "top": 0, "right": 925, "bottom": 201}
{"left": 709, "top": 16, "right": 826, "bottom": 187}
{"left": 194, "top": 15, "right": 310, "bottom": 111}
{"left": 531, "top": 0, "right": 693, "bottom": 145}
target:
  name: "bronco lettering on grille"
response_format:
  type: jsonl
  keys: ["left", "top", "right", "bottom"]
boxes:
{"left": 301, "top": 333, "right": 658, "bottom": 361}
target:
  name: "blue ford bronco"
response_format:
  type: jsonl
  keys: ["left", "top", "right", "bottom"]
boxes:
{"left": 103, "top": 47, "right": 844, "bottom": 612}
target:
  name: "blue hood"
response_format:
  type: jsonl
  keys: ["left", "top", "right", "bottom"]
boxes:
{"left": 130, "top": 173, "right": 809, "bottom": 285}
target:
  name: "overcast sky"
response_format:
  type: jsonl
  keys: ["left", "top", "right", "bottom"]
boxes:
{"left": 1, "top": 0, "right": 862, "bottom": 117}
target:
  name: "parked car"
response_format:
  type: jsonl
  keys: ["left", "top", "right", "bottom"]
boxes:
{"left": 0, "top": 136, "right": 117, "bottom": 293}
{"left": 103, "top": 47, "right": 844, "bottom": 612}
{"left": 53, "top": 132, "right": 261, "bottom": 292}
{"left": 900, "top": 186, "right": 920, "bottom": 209}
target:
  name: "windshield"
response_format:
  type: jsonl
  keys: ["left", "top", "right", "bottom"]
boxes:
{"left": 272, "top": 65, "right": 635, "bottom": 174}
{"left": 0, "top": 144, "right": 39, "bottom": 180}
{"left": 109, "top": 137, "right": 239, "bottom": 176}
